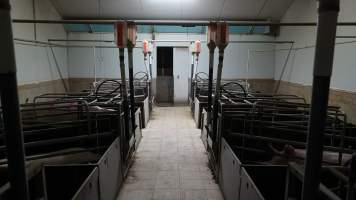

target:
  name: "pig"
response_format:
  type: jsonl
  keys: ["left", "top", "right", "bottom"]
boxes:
{"left": 267, "top": 144, "right": 352, "bottom": 166}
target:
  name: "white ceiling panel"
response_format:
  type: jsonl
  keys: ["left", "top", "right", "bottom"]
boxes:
{"left": 259, "top": 0, "right": 295, "bottom": 20}
{"left": 51, "top": 0, "right": 294, "bottom": 21}
{"left": 222, "top": 0, "right": 267, "bottom": 20}
{"left": 180, "top": 0, "right": 222, "bottom": 20}
{"left": 99, "top": 0, "right": 144, "bottom": 19}
{"left": 51, "top": 0, "right": 99, "bottom": 18}
{"left": 139, "top": 0, "right": 183, "bottom": 20}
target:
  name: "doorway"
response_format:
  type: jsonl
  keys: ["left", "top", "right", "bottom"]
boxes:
{"left": 156, "top": 47, "right": 174, "bottom": 104}
{"left": 173, "top": 47, "right": 190, "bottom": 105}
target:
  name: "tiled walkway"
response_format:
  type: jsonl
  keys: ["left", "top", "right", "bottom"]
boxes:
{"left": 117, "top": 107, "right": 224, "bottom": 200}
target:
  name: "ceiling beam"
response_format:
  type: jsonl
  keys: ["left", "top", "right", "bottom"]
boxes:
{"left": 11, "top": 19, "right": 356, "bottom": 26}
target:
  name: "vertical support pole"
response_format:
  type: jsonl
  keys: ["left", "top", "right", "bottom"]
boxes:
{"left": 148, "top": 52, "right": 153, "bottom": 105}
{"left": 148, "top": 52, "right": 153, "bottom": 80}
{"left": 93, "top": 47, "right": 97, "bottom": 84}
{"left": 212, "top": 49, "right": 225, "bottom": 142}
{"left": 347, "top": 154, "right": 356, "bottom": 200}
{"left": 142, "top": 39, "right": 153, "bottom": 109}
{"left": 119, "top": 48, "right": 130, "bottom": 145}
{"left": 127, "top": 47, "right": 136, "bottom": 133}
{"left": 212, "top": 22, "right": 229, "bottom": 143}
{"left": 190, "top": 52, "right": 195, "bottom": 100}
{"left": 0, "top": 0, "right": 30, "bottom": 199}
{"left": 194, "top": 55, "right": 199, "bottom": 81}
{"left": 127, "top": 22, "right": 137, "bottom": 134}
{"left": 207, "top": 43, "right": 216, "bottom": 126}
{"left": 191, "top": 40, "right": 201, "bottom": 101}
{"left": 301, "top": 1, "right": 339, "bottom": 200}
{"left": 246, "top": 49, "right": 251, "bottom": 93}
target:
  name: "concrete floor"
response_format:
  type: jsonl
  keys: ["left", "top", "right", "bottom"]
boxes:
{"left": 117, "top": 106, "right": 224, "bottom": 200}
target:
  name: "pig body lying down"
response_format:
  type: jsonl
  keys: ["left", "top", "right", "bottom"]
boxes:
{"left": 268, "top": 145, "right": 352, "bottom": 166}
{"left": 0, "top": 148, "right": 99, "bottom": 181}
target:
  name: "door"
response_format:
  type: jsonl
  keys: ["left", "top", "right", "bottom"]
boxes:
{"left": 156, "top": 47, "right": 174, "bottom": 104}
{"left": 173, "top": 47, "right": 190, "bottom": 104}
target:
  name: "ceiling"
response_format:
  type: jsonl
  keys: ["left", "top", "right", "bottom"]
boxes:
{"left": 50, "top": 0, "right": 294, "bottom": 21}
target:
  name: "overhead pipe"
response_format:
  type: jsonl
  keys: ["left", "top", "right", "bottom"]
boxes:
{"left": 336, "top": 36, "right": 356, "bottom": 38}
{"left": 14, "top": 38, "right": 119, "bottom": 48}
{"left": 0, "top": 0, "right": 30, "bottom": 199}
{"left": 10, "top": 18, "right": 356, "bottom": 26}
{"left": 49, "top": 39, "right": 115, "bottom": 43}
{"left": 48, "top": 38, "right": 295, "bottom": 44}
{"left": 302, "top": 1, "right": 340, "bottom": 200}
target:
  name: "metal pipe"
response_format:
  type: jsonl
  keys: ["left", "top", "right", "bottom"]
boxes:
{"left": 48, "top": 38, "right": 295, "bottom": 44}
{"left": 14, "top": 38, "right": 120, "bottom": 48}
{"left": 274, "top": 43, "right": 294, "bottom": 93}
{"left": 190, "top": 53, "right": 195, "bottom": 100}
{"left": 347, "top": 154, "right": 356, "bottom": 200}
{"left": 148, "top": 52, "right": 153, "bottom": 109}
{"left": 228, "top": 132, "right": 354, "bottom": 155}
{"left": 0, "top": 132, "right": 114, "bottom": 152}
{"left": 93, "top": 47, "right": 97, "bottom": 83}
{"left": 127, "top": 46, "right": 137, "bottom": 134}
{"left": 49, "top": 39, "right": 114, "bottom": 43}
{"left": 49, "top": 46, "right": 69, "bottom": 92}
{"left": 336, "top": 36, "right": 356, "bottom": 38}
{"left": 10, "top": 19, "right": 356, "bottom": 26}
{"left": 119, "top": 48, "right": 130, "bottom": 146}
{"left": 246, "top": 50, "right": 251, "bottom": 94}
{"left": 0, "top": 146, "right": 108, "bottom": 165}
{"left": 302, "top": 1, "right": 340, "bottom": 200}
{"left": 212, "top": 43, "right": 227, "bottom": 174}
{"left": 0, "top": 0, "right": 30, "bottom": 199}
{"left": 148, "top": 52, "right": 153, "bottom": 80}
{"left": 31, "top": 0, "right": 36, "bottom": 40}
{"left": 290, "top": 163, "right": 342, "bottom": 200}
{"left": 207, "top": 43, "right": 216, "bottom": 126}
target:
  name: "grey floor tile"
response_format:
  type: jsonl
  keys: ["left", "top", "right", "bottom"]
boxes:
{"left": 117, "top": 189, "right": 154, "bottom": 200}
{"left": 153, "top": 189, "right": 181, "bottom": 200}
{"left": 206, "top": 190, "right": 225, "bottom": 200}
{"left": 181, "top": 189, "right": 207, "bottom": 200}
{"left": 180, "top": 179, "right": 206, "bottom": 190}
{"left": 117, "top": 107, "right": 224, "bottom": 200}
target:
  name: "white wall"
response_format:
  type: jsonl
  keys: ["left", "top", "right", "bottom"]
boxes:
{"left": 67, "top": 32, "right": 276, "bottom": 80}
{"left": 11, "top": 0, "right": 68, "bottom": 85}
{"left": 275, "top": 0, "right": 356, "bottom": 92}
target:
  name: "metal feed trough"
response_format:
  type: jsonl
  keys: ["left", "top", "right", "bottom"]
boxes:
{"left": 0, "top": 79, "right": 145, "bottom": 200}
